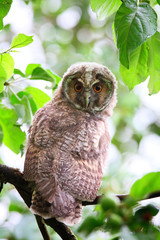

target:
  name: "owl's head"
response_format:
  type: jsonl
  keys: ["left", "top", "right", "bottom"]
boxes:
{"left": 61, "top": 62, "right": 117, "bottom": 115}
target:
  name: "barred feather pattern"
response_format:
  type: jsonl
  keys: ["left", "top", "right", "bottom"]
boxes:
{"left": 23, "top": 62, "right": 117, "bottom": 225}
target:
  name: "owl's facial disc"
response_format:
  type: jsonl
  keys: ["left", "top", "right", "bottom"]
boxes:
{"left": 63, "top": 71, "right": 114, "bottom": 114}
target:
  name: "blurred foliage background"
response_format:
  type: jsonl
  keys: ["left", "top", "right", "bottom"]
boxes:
{"left": 0, "top": 0, "right": 160, "bottom": 239}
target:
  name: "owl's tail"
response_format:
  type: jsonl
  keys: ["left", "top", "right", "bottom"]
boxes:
{"left": 56, "top": 201, "right": 82, "bottom": 226}
{"left": 30, "top": 189, "right": 82, "bottom": 226}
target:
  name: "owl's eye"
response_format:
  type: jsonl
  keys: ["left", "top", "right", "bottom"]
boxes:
{"left": 74, "top": 82, "right": 83, "bottom": 92}
{"left": 93, "top": 83, "right": 103, "bottom": 93}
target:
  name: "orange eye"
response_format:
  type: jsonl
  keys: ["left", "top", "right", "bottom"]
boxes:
{"left": 93, "top": 84, "right": 102, "bottom": 93}
{"left": 74, "top": 82, "right": 83, "bottom": 92}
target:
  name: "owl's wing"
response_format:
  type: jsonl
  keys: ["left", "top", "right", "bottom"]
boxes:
{"left": 57, "top": 119, "right": 109, "bottom": 202}
{"left": 24, "top": 107, "right": 57, "bottom": 203}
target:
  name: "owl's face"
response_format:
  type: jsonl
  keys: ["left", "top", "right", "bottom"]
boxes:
{"left": 62, "top": 62, "right": 116, "bottom": 114}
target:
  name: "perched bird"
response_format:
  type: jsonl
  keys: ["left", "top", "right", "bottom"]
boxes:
{"left": 23, "top": 62, "right": 117, "bottom": 225}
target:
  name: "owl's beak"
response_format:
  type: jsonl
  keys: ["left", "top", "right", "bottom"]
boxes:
{"left": 85, "top": 91, "right": 91, "bottom": 108}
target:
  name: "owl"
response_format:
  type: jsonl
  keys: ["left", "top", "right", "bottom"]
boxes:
{"left": 23, "top": 62, "right": 117, "bottom": 225}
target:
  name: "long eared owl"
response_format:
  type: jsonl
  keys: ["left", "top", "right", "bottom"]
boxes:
{"left": 23, "top": 62, "right": 117, "bottom": 225}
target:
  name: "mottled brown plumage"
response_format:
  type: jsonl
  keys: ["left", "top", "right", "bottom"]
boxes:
{"left": 23, "top": 62, "right": 117, "bottom": 225}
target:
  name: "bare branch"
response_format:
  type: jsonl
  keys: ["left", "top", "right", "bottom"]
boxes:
{"left": 0, "top": 164, "right": 77, "bottom": 240}
{"left": 82, "top": 195, "right": 102, "bottom": 206}
{"left": 35, "top": 215, "right": 51, "bottom": 240}
{"left": 45, "top": 218, "right": 78, "bottom": 240}
{"left": 0, "top": 163, "right": 33, "bottom": 206}
{"left": 0, "top": 182, "right": 3, "bottom": 193}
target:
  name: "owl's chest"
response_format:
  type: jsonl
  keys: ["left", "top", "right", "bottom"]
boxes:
{"left": 58, "top": 119, "right": 105, "bottom": 157}
{"left": 55, "top": 119, "right": 106, "bottom": 180}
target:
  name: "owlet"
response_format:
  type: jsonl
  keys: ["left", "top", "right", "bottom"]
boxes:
{"left": 23, "top": 62, "right": 117, "bottom": 225}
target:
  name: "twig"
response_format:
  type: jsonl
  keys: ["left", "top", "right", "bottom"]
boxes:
{"left": 45, "top": 218, "right": 78, "bottom": 240}
{"left": 0, "top": 47, "right": 12, "bottom": 55}
{"left": 35, "top": 215, "right": 51, "bottom": 240}
{"left": 82, "top": 195, "right": 102, "bottom": 206}
{"left": 0, "top": 182, "right": 3, "bottom": 192}
{"left": 147, "top": 191, "right": 160, "bottom": 199}
{"left": 82, "top": 194, "right": 128, "bottom": 206}
{"left": 116, "top": 194, "right": 128, "bottom": 201}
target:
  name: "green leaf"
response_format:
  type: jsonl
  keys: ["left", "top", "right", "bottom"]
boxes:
{"left": 121, "top": 225, "right": 159, "bottom": 240}
{"left": 0, "top": 53, "right": 14, "bottom": 80}
{"left": 149, "top": 0, "right": 158, "bottom": 6}
{"left": 25, "top": 63, "right": 41, "bottom": 77}
{"left": 26, "top": 64, "right": 61, "bottom": 86}
{"left": 114, "top": 0, "right": 157, "bottom": 68}
{"left": 0, "top": 158, "right": 4, "bottom": 164}
{"left": 100, "top": 194, "right": 117, "bottom": 211}
{"left": 157, "top": 0, "right": 160, "bottom": 5}
{"left": 9, "top": 201, "right": 28, "bottom": 213}
{"left": 130, "top": 172, "right": 160, "bottom": 199}
{"left": 11, "top": 33, "right": 33, "bottom": 49}
{"left": 14, "top": 68, "right": 25, "bottom": 77}
{"left": 120, "top": 42, "right": 148, "bottom": 90}
{"left": 25, "top": 87, "right": 51, "bottom": 109}
{"left": 112, "top": 23, "right": 117, "bottom": 46}
{"left": 10, "top": 88, "right": 50, "bottom": 124}
{"left": 135, "top": 204, "right": 159, "bottom": 220}
{"left": 0, "top": 105, "right": 26, "bottom": 154}
{"left": 106, "top": 213, "right": 123, "bottom": 230}
{"left": 91, "top": 0, "right": 121, "bottom": 20}
{"left": 10, "top": 91, "right": 37, "bottom": 123}
{"left": 0, "top": 124, "right": 3, "bottom": 145}
{"left": 46, "top": 70, "right": 61, "bottom": 89}
{"left": 31, "top": 67, "right": 56, "bottom": 82}
{"left": 147, "top": 32, "right": 160, "bottom": 94}
{"left": 0, "top": 0, "right": 12, "bottom": 30}
{"left": 0, "top": 65, "right": 7, "bottom": 92}
{"left": 78, "top": 215, "right": 103, "bottom": 236}
{"left": 46, "top": 69, "right": 61, "bottom": 82}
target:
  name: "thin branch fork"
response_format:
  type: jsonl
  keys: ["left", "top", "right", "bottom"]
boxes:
{"left": 0, "top": 164, "right": 160, "bottom": 240}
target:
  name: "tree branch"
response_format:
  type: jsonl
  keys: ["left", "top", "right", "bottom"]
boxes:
{"left": 1, "top": 164, "right": 160, "bottom": 240}
{"left": 45, "top": 218, "right": 77, "bottom": 240}
{"left": 0, "top": 164, "right": 77, "bottom": 240}
{"left": 35, "top": 215, "right": 51, "bottom": 240}
{"left": 82, "top": 195, "right": 102, "bottom": 206}
{"left": 0, "top": 164, "right": 32, "bottom": 206}
{"left": 0, "top": 182, "right": 3, "bottom": 193}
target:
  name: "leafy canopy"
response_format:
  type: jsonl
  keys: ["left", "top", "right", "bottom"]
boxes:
{"left": 91, "top": 0, "right": 160, "bottom": 94}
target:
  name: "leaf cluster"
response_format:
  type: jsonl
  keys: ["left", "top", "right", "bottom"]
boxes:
{"left": 78, "top": 172, "right": 160, "bottom": 239}
{"left": 91, "top": 0, "right": 160, "bottom": 94}
{"left": 0, "top": 33, "right": 60, "bottom": 154}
